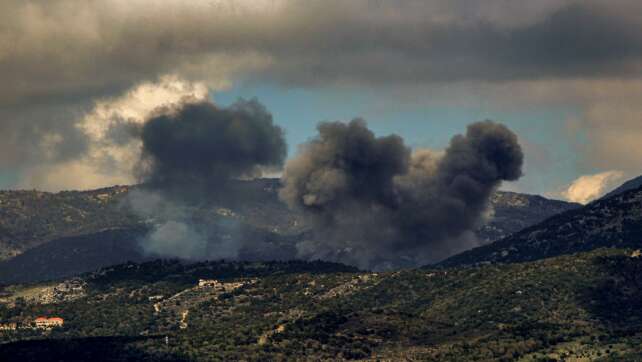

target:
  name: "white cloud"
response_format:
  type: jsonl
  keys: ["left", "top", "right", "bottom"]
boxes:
{"left": 18, "top": 76, "right": 209, "bottom": 191}
{"left": 561, "top": 170, "right": 625, "bottom": 204}
{"left": 4, "top": 0, "right": 642, "bottom": 193}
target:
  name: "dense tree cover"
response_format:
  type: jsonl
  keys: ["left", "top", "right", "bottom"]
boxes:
{"left": 1, "top": 251, "right": 642, "bottom": 360}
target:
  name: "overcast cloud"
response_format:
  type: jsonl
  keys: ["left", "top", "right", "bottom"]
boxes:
{"left": 1, "top": 0, "right": 642, "bottom": 190}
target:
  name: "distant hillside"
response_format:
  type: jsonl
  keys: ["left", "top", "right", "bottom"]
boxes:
{"left": 0, "top": 227, "right": 148, "bottom": 285}
{"left": 440, "top": 185, "right": 642, "bottom": 267}
{"left": 0, "top": 180, "right": 304, "bottom": 262}
{"left": 2, "top": 249, "right": 642, "bottom": 360}
{"left": 0, "top": 180, "right": 577, "bottom": 264}
{"left": 0, "top": 223, "right": 308, "bottom": 285}
{"left": 0, "top": 180, "right": 579, "bottom": 283}
{"left": 477, "top": 191, "right": 580, "bottom": 243}
{"left": 602, "top": 174, "right": 642, "bottom": 200}
{"left": 0, "top": 186, "right": 138, "bottom": 260}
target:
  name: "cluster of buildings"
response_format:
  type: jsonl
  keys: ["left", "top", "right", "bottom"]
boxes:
{"left": 0, "top": 322, "right": 17, "bottom": 331}
{"left": 34, "top": 317, "right": 64, "bottom": 329}
{"left": 197, "top": 279, "right": 223, "bottom": 288}
{"left": 197, "top": 279, "right": 250, "bottom": 292}
{"left": 0, "top": 316, "right": 64, "bottom": 332}
{"left": 38, "top": 279, "right": 86, "bottom": 304}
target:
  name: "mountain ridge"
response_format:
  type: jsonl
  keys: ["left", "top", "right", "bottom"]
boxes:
{"left": 0, "top": 180, "right": 580, "bottom": 283}
{"left": 0, "top": 180, "right": 579, "bottom": 260}
{"left": 602, "top": 174, "right": 642, "bottom": 200}
{"left": 440, "top": 184, "right": 642, "bottom": 267}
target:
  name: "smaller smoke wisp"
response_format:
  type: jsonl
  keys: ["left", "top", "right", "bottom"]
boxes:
{"left": 127, "top": 98, "right": 288, "bottom": 260}
{"left": 126, "top": 188, "right": 243, "bottom": 260}
{"left": 280, "top": 119, "right": 523, "bottom": 269}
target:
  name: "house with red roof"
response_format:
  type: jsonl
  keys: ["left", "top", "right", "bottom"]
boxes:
{"left": 34, "top": 317, "right": 64, "bottom": 329}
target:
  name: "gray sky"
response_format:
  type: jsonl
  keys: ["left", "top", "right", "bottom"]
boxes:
{"left": 1, "top": 0, "right": 641, "bottom": 203}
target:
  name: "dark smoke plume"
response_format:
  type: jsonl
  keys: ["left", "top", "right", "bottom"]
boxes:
{"left": 129, "top": 98, "right": 289, "bottom": 260}
{"left": 280, "top": 119, "right": 523, "bottom": 269}
{"left": 139, "top": 99, "right": 287, "bottom": 200}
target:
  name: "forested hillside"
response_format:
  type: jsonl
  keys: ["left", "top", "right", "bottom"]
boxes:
{"left": 1, "top": 249, "right": 642, "bottom": 360}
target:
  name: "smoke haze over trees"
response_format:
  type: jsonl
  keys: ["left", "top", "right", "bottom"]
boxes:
{"left": 26, "top": 93, "right": 524, "bottom": 270}
{"left": 127, "top": 98, "right": 289, "bottom": 260}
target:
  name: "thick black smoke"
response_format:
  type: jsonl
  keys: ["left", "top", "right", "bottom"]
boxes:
{"left": 129, "top": 98, "right": 289, "bottom": 260}
{"left": 280, "top": 119, "right": 523, "bottom": 269}
{"left": 139, "top": 99, "right": 287, "bottom": 201}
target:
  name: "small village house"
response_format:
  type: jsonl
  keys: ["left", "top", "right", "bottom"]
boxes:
{"left": 0, "top": 322, "right": 17, "bottom": 331}
{"left": 34, "top": 317, "right": 64, "bottom": 329}
{"left": 198, "top": 279, "right": 221, "bottom": 288}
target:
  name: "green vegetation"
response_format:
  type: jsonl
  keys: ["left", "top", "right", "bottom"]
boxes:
{"left": 0, "top": 186, "right": 138, "bottom": 260}
{"left": 442, "top": 185, "right": 642, "bottom": 267}
{"left": 1, "top": 249, "right": 642, "bottom": 360}
{"left": 0, "top": 180, "right": 304, "bottom": 264}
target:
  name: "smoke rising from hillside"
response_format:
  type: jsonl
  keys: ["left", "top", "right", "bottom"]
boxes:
{"left": 129, "top": 98, "right": 288, "bottom": 260}
{"left": 280, "top": 120, "right": 523, "bottom": 269}
{"left": 125, "top": 99, "right": 523, "bottom": 268}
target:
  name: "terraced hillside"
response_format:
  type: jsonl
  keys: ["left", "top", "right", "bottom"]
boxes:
{"left": 1, "top": 249, "right": 642, "bottom": 361}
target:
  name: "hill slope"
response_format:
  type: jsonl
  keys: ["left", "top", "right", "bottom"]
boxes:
{"left": 0, "top": 180, "right": 306, "bottom": 261}
{"left": 477, "top": 191, "right": 580, "bottom": 243}
{"left": 0, "top": 186, "right": 138, "bottom": 260}
{"left": 0, "top": 184, "right": 579, "bottom": 284}
{"left": 0, "top": 180, "right": 577, "bottom": 262}
{"left": 1, "top": 249, "right": 642, "bottom": 360}
{"left": 602, "top": 174, "right": 642, "bottom": 200}
{"left": 441, "top": 185, "right": 642, "bottom": 267}
{"left": 0, "top": 228, "right": 148, "bottom": 285}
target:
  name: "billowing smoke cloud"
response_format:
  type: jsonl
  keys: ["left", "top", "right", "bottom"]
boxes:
{"left": 280, "top": 120, "right": 523, "bottom": 269}
{"left": 138, "top": 99, "right": 287, "bottom": 199}
{"left": 128, "top": 98, "right": 288, "bottom": 260}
